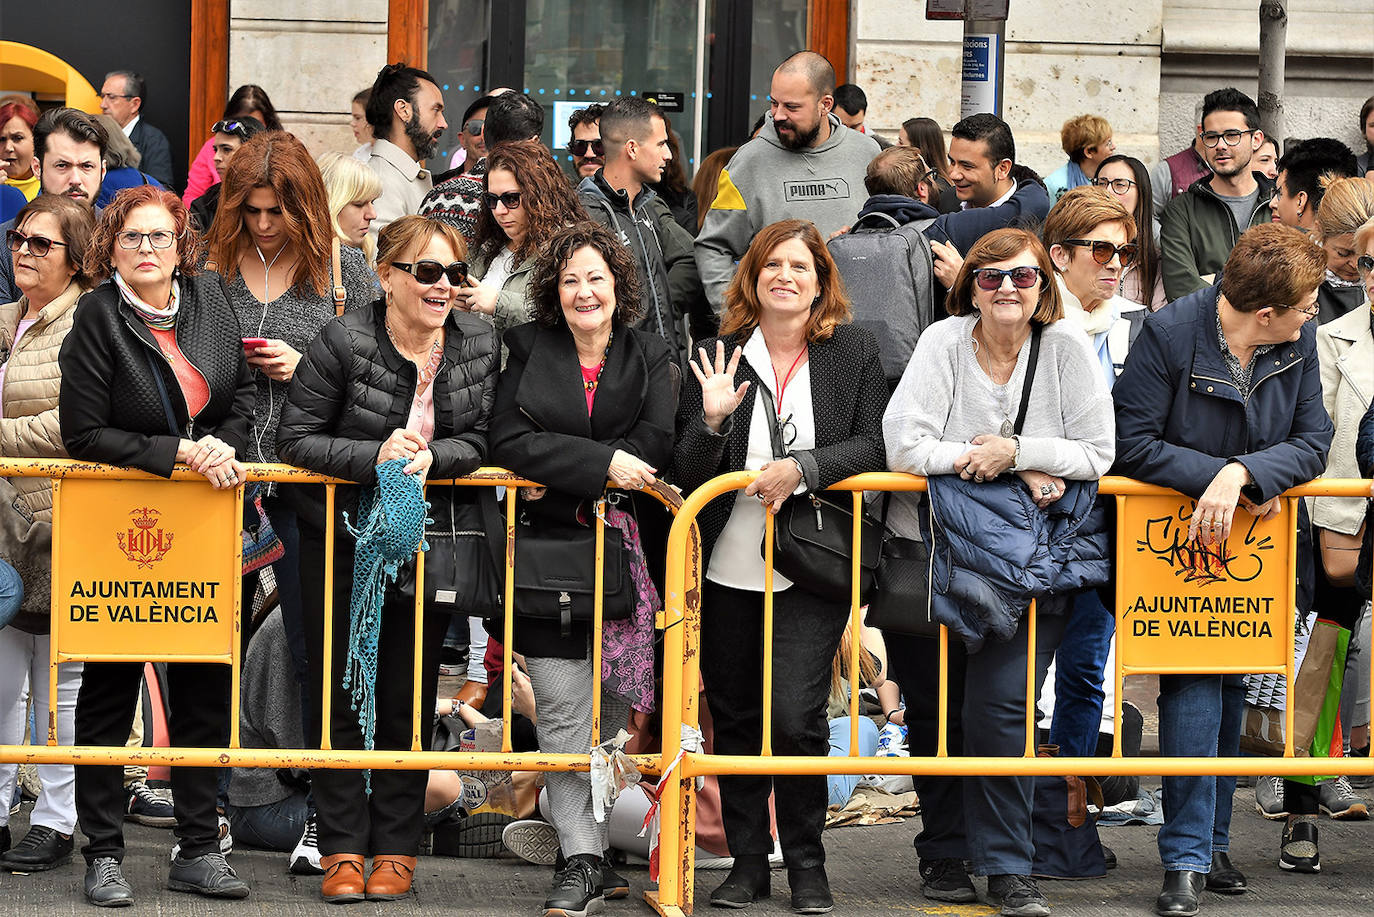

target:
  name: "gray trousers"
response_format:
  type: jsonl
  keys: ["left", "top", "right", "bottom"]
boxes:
{"left": 526, "top": 653, "right": 632, "bottom": 858}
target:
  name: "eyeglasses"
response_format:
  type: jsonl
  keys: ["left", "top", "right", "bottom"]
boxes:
{"left": 1062, "top": 238, "right": 1138, "bottom": 266}
{"left": 1091, "top": 177, "right": 1137, "bottom": 195}
{"left": 99, "top": 92, "right": 134, "bottom": 101}
{"left": 971, "top": 266, "right": 1045, "bottom": 291}
{"left": 921, "top": 168, "right": 940, "bottom": 186}
{"left": 115, "top": 230, "right": 178, "bottom": 250}
{"left": 463, "top": 119, "right": 485, "bottom": 136}
{"left": 483, "top": 190, "right": 522, "bottom": 210}
{"left": 5, "top": 230, "right": 67, "bottom": 258}
{"left": 1357, "top": 254, "right": 1374, "bottom": 275}
{"left": 1200, "top": 129, "right": 1256, "bottom": 148}
{"left": 568, "top": 138, "right": 604, "bottom": 157}
{"left": 1275, "top": 300, "right": 1320, "bottom": 319}
{"left": 393, "top": 259, "right": 469, "bottom": 286}
{"left": 211, "top": 119, "right": 254, "bottom": 140}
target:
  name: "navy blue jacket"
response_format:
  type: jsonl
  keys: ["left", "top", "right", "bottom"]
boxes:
{"left": 923, "top": 179, "right": 1052, "bottom": 255}
{"left": 1113, "top": 285, "right": 1331, "bottom": 503}
{"left": 920, "top": 475, "right": 1110, "bottom": 653}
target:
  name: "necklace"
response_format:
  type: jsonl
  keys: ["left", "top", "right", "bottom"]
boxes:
{"left": 583, "top": 329, "right": 615, "bottom": 392}
{"left": 386, "top": 321, "right": 443, "bottom": 402}
{"left": 972, "top": 322, "right": 1018, "bottom": 437}
{"left": 770, "top": 344, "right": 807, "bottom": 416}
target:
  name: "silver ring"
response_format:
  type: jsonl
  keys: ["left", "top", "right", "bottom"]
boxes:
{"left": 1040, "top": 483, "right": 1055, "bottom": 496}
{"left": 974, "top": 475, "right": 985, "bottom": 483}
{"left": 1210, "top": 522, "right": 1222, "bottom": 528}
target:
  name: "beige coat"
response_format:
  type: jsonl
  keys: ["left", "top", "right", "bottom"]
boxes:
{"left": 1313, "top": 303, "right": 1374, "bottom": 535}
{"left": 0, "top": 280, "right": 84, "bottom": 524}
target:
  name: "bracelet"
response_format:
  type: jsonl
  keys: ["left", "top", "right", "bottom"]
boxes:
{"left": 884, "top": 710, "right": 899, "bottom": 723}
{"left": 1011, "top": 434, "right": 1022, "bottom": 470}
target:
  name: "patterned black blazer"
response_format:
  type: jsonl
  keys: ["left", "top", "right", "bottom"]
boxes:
{"left": 671, "top": 321, "right": 889, "bottom": 567}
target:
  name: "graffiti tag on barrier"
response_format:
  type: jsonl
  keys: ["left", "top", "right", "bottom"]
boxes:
{"left": 1134, "top": 504, "right": 1273, "bottom": 586}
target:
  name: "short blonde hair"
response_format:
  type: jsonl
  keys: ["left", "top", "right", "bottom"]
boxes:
{"left": 1060, "top": 114, "right": 1112, "bottom": 163}
{"left": 317, "top": 150, "right": 383, "bottom": 263}
{"left": 1315, "top": 176, "right": 1374, "bottom": 242}
{"left": 1353, "top": 215, "right": 1374, "bottom": 255}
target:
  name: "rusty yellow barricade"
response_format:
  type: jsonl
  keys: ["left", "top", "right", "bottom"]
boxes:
{"left": 0, "top": 458, "right": 684, "bottom": 781}
{"left": 648, "top": 472, "right": 1374, "bottom": 916}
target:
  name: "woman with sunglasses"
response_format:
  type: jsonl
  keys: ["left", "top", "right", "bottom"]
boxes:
{"left": 58, "top": 185, "right": 255, "bottom": 906}
{"left": 187, "top": 117, "right": 268, "bottom": 233}
{"left": 1093, "top": 154, "right": 1167, "bottom": 312}
{"left": 673, "top": 219, "right": 888, "bottom": 914}
{"left": 0, "top": 195, "right": 94, "bottom": 874}
{"left": 183, "top": 84, "right": 284, "bottom": 207}
{"left": 455, "top": 140, "right": 585, "bottom": 351}
{"left": 883, "top": 227, "right": 1114, "bottom": 916}
{"left": 277, "top": 215, "right": 497, "bottom": 903}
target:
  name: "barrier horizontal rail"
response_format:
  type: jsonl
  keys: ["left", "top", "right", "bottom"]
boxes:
{"left": 649, "top": 470, "right": 1374, "bottom": 916}
{"left": 0, "top": 458, "right": 686, "bottom": 780}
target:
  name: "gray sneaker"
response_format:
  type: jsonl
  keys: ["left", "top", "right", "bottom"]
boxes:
{"left": 1255, "top": 775, "right": 1288, "bottom": 819}
{"left": 1318, "top": 776, "right": 1369, "bottom": 819}
{"left": 167, "top": 851, "right": 249, "bottom": 899}
{"left": 84, "top": 857, "right": 134, "bottom": 908}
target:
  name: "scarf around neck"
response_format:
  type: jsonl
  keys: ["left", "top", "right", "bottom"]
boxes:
{"left": 114, "top": 270, "right": 181, "bottom": 330}
{"left": 1056, "top": 275, "right": 1117, "bottom": 337}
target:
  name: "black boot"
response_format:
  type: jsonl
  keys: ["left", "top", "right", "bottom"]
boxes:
{"left": 709, "top": 854, "right": 770, "bottom": 909}
{"left": 1155, "top": 870, "right": 1205, "bottom": 917}
{"left": 788, "top": 865, "right": 833, "bottom": 914}
{"left": 1205, "top": 851, "right": 1247, "bottom": 892}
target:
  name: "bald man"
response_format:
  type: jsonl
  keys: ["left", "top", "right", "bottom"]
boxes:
{"left": 694, "top": 51, "right": 880, "bottom": 310}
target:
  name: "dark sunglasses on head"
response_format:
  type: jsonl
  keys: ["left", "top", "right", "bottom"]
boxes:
{"left": 211, "top": 119, "right": 254, "bottom": 140}
{"left": 568, "top": 138, "right": 604, "bottom": 157}
{"left": 483, "top": 190, "right": 523, "bottom": 210}
{"left": 1358, "top": 254, "right": 1374, "bottom": 275}
{"left": 1062, "top": 238, "right": 1138, "bottom": 266}
{"left": 6, "top": 230, "right": 67, "bottom": 258}
{"left": 972, "top": 266, "right": 1045, "bottom": 291}
{"left": 463, "top": 119, "right": 485, "bottom": 136}
{"left": 393, "top": 259, "right": 469, "bottom": 286}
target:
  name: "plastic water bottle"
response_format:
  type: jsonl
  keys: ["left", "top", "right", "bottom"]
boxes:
{"left": 876, "top": 722, "right": 909, "bottom": 757}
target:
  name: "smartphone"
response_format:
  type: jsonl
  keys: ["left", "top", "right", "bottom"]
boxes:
{"left": 242, "top": 337, "right": 269, "bottom": 352}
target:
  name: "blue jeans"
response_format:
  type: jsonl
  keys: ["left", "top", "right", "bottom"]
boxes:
{"left": 1156, "top": 674, "right": 1245, "bottom": 872}
{"left": 225, "top": 788, "right": 310, "bottom": 852}
{"left": 1049, "top": 590, "right": 1115, "bottom": 758}
{"left": 827, "top": 716, "right": 879, "bottom": 806}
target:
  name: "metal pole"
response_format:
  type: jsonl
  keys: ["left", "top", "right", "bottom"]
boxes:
{"left": 1257, "top": 0, "right": 1288, "bottom": 146}
{"left": 960, "top": 14, "right": 1006, "bottom": 117}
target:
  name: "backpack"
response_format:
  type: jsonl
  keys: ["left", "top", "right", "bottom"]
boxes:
{"left": 827, "top": 212, "right": 937, "bottom": 384}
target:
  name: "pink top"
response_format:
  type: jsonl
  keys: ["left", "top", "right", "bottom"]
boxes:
{"left": 0, "top": 317, "right": 39, "bottom": 411}
{"left": 581, "top": 363, "right": 599, "bottom": 414}
{"left": 149, "top": 327, "right": 210, "bottom": 417}
{"left": 405, "top": 378, "right": 436, "bottom": 443}
{"left": 182, "top": 139, "right": 219, "bottom": 205}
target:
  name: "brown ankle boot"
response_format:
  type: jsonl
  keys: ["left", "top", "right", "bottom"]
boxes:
{"left": 365, "top": 855, "right": 416, "bottom": 900}
{"left": 453, "top": 679, "right": 488, "bottom": 710}
{"left": 320, "top": 853, "right": 366, "bottom": 903}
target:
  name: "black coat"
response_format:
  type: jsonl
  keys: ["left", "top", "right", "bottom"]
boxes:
{"left": 488, "top": 320, "right": 675, "bottom": 657}
{"left": 59, "top": 274, "right": 254, "bottom": 475}
{"left": 276, "top": 299, "right": 497, "bottom": 530}
{"left": 672, "top": 322, "right": 890, "bottom": 570}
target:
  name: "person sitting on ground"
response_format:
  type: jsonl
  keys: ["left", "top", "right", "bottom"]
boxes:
{"left": 826, "top": 624, "right": 889, "bottom": 807}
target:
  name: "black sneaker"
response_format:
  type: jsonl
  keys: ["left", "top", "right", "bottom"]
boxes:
{"left": 543, "top": 853, "right": 603, "bottom": 917}
{"left": 553, "top": 847, "right": 629, "bottom": 899}
{"left": 0, "top": 824, "right": 74, "bottom": 872}
{"left": 438, "top": 645, "right": 468, "bottom": 676}
{"left": 125, "top": 781, "right": 176, "bottom": 827}
{"left": 919, "top": 857, "right": 976, "bottom": 903}
{"left": 167, "top": 851, "right": 250, "bottom": 899}
{"left": 987, "top": 873, "right": 1051, "bottom": 917}
{"left": 1279, "top": 817, "right": 1320, "bottom": 873}
{"left": 84, "top": 856, "right": 134, "bottom": 908}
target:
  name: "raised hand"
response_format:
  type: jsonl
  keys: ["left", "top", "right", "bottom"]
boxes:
{"left": 690, "top": 341, "right": 751, "bottom": 433}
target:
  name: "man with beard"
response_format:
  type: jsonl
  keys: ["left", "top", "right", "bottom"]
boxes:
{"left": 0, "top": 108, "right": 107, "bottom": 303}
{"left": 364, "top": 63, "right": 448, "bottom": 236}
{"left": 1160, "top": 88, "right": 1274, "bottom": 301}
{"left": 694, "top": 51, "right": 879, "bottom": 310}
{"left": 568, "top": 104, "right": 606, "bottom": 180}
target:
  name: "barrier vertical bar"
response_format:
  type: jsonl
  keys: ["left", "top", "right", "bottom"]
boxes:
{"left": 937, "top": 625, "right": 948, "bottom": 757}
{"left": 1025, "top": 599, "right": 1037, "bottom": 757}
{"left": 230, "top": 485, "right": 244, "bottom": 749}
{"left": 848, "top": 491, "right": 863, "bottom": 755}
{"left": 412, "top": 510, "right": 426, "bottom": 752}
{"left": 321, "top": 483, "right": 336, "bottom": 750}
{"left": 502, "top": 486, "right": 517, "bottom": 754}
{"left": 761, "top": 508, "right": 776, "bottom": 757}
{"left": 591, "top": 498, "right": 606, "bottom": 747}
{"left": 1113, "top": 494, "right": 1126, "bottom": 758}
{"left": 1283, "top": 496, "right": 1297, "bottom": 758}
{"left": 47, "top": 478, "right": 61, "bottom": 746}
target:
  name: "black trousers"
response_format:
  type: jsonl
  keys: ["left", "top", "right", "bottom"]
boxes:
{"left": 699, "top": 580, "right": 849, "bottom": 870}
{"left": 74, "top": 661, "right": 229, "bottom": 863}
{"left": 300, "top": 529, "right": 446, "bottom": 857}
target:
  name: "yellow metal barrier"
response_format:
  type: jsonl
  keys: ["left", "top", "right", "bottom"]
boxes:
{"left": 648, "top": 472, "right": 1374, "bottom": 917}
{"left": 0, "top": 458, "right": 686, "bottom": 779}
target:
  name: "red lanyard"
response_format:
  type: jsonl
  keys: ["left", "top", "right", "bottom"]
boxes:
{"left": 771, "top": 346, "right": 807, "bottom": 415}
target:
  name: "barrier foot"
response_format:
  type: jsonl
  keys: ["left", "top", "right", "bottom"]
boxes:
{"left": 643, "top": 889, "right": 689, "bottom": 916}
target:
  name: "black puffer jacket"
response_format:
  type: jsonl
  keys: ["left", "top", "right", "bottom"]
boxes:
{"left": 276, "top": 298, "right": 497, "bottom": 529}
{"left": 59, "top": 274, "right": 254, "bottom": 475}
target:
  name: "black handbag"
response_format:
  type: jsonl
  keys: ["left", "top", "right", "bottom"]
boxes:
{"left": 424, "top": 487, "right": 503, "bottom": 618}
{"left": 757, "top": 386, "right": 881, "bottom": 603}
{"left": 864, "top": 493, "right": 938, "bottom": 636}
{"left": 509, "top": 510, "right": 635, "bottom": 636}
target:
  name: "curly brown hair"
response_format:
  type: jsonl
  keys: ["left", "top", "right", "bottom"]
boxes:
{"left": 526, "top": 222, "right": 643, "bottom": 328}
{"left": 719, "top": 219, "right": 851, "bottom": 343}
{"left": 203, "top": 131, "right": 334, "bottom": 297}
{"left": 86, "top": 185, "right": 199, "bottom": 284}
{"left": 473, "top": 140, "right": 585, "bottom": 267}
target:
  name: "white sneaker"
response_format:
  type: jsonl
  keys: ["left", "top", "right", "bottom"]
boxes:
{"left": 170, "top": 814, "right": 232, "bottom": 862}
{"left": 501, "top": 818, "right": 560, "bottom": 866}
{"left": 289, "top": 814, "right": 323, "bottom": 875}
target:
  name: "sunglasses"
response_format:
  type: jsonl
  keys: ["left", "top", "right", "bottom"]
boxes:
{"left": 1061, "top": 239, "right": 1138, "bottom": 266}
{"left": 1358, "top": 254, "right": 1374, "bottom": 275}
{"left": 1091, "top": 177, "right": 1137, "bottom": 195}
{"left": 463, "top": 118, "right": 485, "bottom": 136}
{"left": 211, "top": 119, "right": 254, "bottom": 140}
{"left": 568, "top": 138, "right": 604, "bottom": 157}
{"left": 972, "top": 266, "right": 1045, "bottom": 291}
{"left": 6, "top": 230, "right": 68, "bottom": 258}
{"left": 483, "top": 190, "right": 523, "bottom": 210}
{"left": 393, "top": 259, "right": 469, "bottom": 286}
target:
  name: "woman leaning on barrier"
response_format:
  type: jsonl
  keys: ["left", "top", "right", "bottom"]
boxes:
{"left": 276, "top": 214, "right": 496, "bottom": 904}
{"left": 671, "top": 218, "right": 888, "bottom": 914}
{"left": 1112, "top": 223, "right": 1332, "bottom": 916}
{"left": 0, "top": 195, "right": 95, "bottom": 873}
{"left": 57, "top": 184, "right": 256, "bottom": 906}
{"left": 882, "top": 226, "right": 1115, "bottom": 917}
{"left": 488, "top": 221, "right": 674, "bottom": 917}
